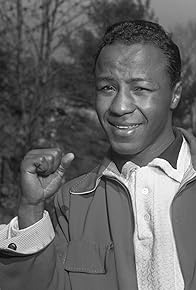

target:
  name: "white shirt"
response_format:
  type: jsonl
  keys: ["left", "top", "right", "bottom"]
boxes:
{"left": 102, "top": 137, "right": 196, "bottom": 290}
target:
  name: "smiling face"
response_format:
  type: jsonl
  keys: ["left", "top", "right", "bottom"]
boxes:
{"left": 95, "top": 43, "right": 182, "bottom": 166}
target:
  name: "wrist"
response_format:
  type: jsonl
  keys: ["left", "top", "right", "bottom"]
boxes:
{"left": 18, "top": 199, "right": 45, "bottom": 229}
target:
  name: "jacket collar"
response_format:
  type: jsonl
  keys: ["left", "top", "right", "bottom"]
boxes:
{"left": 70, "top": 127, "right": 196, "bottom": 194}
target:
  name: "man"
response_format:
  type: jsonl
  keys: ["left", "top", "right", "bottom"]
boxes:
{"left": 0, "top": 20, "right": 196, "bottom": 290}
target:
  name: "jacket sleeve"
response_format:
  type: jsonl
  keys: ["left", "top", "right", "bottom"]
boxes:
{"left": 0, "top": 185, "right": 72, "bottom": 290}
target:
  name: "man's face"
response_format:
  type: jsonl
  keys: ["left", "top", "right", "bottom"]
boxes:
{"left": 95, "top": 43, "right": 181, "bottom": 162}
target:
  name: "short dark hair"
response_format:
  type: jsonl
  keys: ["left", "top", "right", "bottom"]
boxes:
{"left": 95, "top": 20, "right": 181, "bottom": 87}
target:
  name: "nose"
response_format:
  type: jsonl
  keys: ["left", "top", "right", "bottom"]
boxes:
{"left": 109, "top": 87, "right": 136, "bottom": 116}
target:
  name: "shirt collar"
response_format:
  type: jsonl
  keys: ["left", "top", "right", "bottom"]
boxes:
{"left": 158, "top": 130, "right": 182, "bottom": 169}
{"left": 103, "top": 130, "right": 192, "bottom": 183}
{"left": 70, "top": 130, "right": 195, "bottom": 195}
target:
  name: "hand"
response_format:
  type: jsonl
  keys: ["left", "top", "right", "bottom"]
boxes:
{"left": 20, "top": 148, "right": 74, "bottom": 204}
{"left": 19, "top": 148, "right": 74, "bottom": 228}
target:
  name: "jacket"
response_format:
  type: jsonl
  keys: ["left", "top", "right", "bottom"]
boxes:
{"left": 1, "top": 129, "right": 196, "bottom": 290}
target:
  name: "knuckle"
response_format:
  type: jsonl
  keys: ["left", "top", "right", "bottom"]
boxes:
{"left": 56, "top": 147, "right": 62, "bottom": 153}
{"left": 54, "top": 148, "right": 62, "bottom": 157}
{"left": 44, "top": 155, "right": 54, "bottom": 167}
{"left": 39, "top": 156, "right": 45, "bottom": 162}
{"left": 46, "top": 155, "right": 53, "bottom": 162}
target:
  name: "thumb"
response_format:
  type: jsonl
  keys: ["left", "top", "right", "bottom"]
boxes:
{"left": 56, "top": 152, "right": 75, "bottom": 177}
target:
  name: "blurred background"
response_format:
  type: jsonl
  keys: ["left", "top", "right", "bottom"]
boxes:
{"left": 0, "top": 0, "right": 195, "bottom": 223}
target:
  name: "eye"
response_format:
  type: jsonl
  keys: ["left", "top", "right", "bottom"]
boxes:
{"left": 97, "top": 85, "right": 115, "bottom": 92}
{"left": 134, "top": 86, "right": 150, "bottom": 92}
{"left": 133, "top": 86, "right": 155, "bottom": 94}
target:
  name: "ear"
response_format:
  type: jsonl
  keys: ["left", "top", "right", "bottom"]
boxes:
{"left": 170, "top": 81, "right": 182, "bottom": 110}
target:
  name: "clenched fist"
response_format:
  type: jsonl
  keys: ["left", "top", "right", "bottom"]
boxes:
{"left": 19, "top": 148, "right": 74, "bottom": 228}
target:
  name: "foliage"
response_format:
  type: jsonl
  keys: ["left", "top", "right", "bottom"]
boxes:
{"left": 86, "top": 0, "right": 155, "bottom": 36}
{"left": 0, "top": 0, "right": 155, "bottom": 222}
{"left": 172, "top": 22, "right": 196, "bottom": 132}
{"left": 56, "top": 0, "right": 155, "bottom": 107}
{"left": 0, "top": 0, "right": 88, "bottom": 220}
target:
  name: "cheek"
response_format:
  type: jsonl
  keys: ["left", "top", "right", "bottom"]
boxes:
{"left": 95, "top": 97, "right": 111, "bottom": 121}
{"left": 139, "top": 93, "right": 172, "bottom": 121}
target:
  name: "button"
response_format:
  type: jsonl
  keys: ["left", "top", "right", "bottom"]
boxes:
{"left": 8, "top": 243, "right": 17, "bottom": 250}
{"left": 144, "top": 214, "right": 151, "bottom": 222}
{"left": 142, "top": 187, "right": 149, "bottom": 195}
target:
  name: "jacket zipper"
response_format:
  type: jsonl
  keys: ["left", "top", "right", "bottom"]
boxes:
{"left": 175, "top": 175, "right": 196, "bottom": 198}
{"left": 169, "top": 174, "right": 196, "bottom": 288}
{"left": 105, "top": 171, "right": 136, "bottom": 225}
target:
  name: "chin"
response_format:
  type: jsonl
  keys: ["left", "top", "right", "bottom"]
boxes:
{"left": 111, "top": 142, "right": 141, "bottom": 156}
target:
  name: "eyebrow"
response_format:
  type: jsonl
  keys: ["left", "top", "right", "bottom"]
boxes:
{"left": 96, "top": 76, "right": 154, "bottom": 83}
{"left": 128, "top": 77, "right": 152, "bottom": 82}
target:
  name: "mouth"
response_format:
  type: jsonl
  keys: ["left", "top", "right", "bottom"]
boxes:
{"left": 108, "top": 121, "right": 142, "bottom": 137}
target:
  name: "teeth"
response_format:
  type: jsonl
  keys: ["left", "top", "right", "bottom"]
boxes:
{"left": 116, "top": 125, "right": 128, "bottom": 129}
{"left": 116, "top": 124, "right": 139, "bottom": 129}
